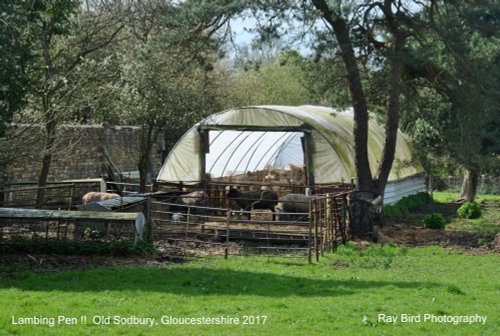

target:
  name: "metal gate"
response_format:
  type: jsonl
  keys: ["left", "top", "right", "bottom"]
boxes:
{"left": 148, "top": 191, "right": 351, "bottom": 262}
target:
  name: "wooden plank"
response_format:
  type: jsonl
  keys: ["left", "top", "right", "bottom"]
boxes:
{"left": 0, "top": 207, "right": 139, "bottom": 221}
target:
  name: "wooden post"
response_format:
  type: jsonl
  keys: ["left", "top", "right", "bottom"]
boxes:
{"left": 343, "top": 194, "right": 350, "bottom": 244}
{"left": 68, "top": 184, "right": 74, "bottom": 210}
{"left": 225, "top": 210, "right": 231, "bottom": 260}
{"left": 199, "top": 129, "right": 208, "bottom": 183}
{"left": 308, "top": 200, "right": 313, "bottom": 263}
{"left": 319, "top": 198, "right": 324, "bottom": 257}
{"left": 145, "top": 197, "right": 154, "bottom": 242}
{"left": 302, "top": 130, "right": 315, "bottom": 192}
{"left": 314, "top": 200, "right": 319, "bottom": 262}
{"left": 185, "top": 207, "right": 191, "bottom": 240}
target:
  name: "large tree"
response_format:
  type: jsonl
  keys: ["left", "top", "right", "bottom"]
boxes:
{"left": 401, "top": 0, "right": 500, "bottom": 201}
{"left": 13, "top": 0, "right": 124, "bottom": 206}
{"left": 117, "top": 0, "right": 232, "bottom": 192}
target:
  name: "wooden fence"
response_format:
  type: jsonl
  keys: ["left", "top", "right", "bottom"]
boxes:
{"left": 148, "top": 191, "right": 351, "bottom": 262}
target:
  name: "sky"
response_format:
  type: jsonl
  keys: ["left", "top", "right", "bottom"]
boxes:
{"left": 226, "top": 14, "right": 315, "bottom": 59}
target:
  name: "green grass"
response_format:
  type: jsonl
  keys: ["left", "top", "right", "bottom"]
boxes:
{"left": 446, "top": 207, "right": 500, "bottom": 233}
{"left": 1, "top": 245, "right": 498, "bottom": 335}
{"left": 432, "top": 192, "right": 500, "bottom": 204}
{"left": 432, "top": 192, "right": 500, "bottom": 233}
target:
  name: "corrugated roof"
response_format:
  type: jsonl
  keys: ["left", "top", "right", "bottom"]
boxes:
{"left": 77, "top": 196, "right": 146, "bottom": 212}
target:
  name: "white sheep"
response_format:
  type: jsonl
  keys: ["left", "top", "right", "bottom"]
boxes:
{"left": 82, "top": 192, "right": 120, "bottom": 204}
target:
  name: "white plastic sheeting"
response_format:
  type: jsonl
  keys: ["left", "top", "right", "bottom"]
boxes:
{"left": 206, "top": 131, "right": 303, "bottom": 177}
{"left": 157, "top": 105, "right": 422, "bottom": 184}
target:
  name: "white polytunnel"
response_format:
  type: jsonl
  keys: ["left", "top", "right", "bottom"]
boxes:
{"left": 206, "top": 131, "right": 304, "bottom": 177}
{"left": 157, "top": 105, "right": 423, "bottom": 186}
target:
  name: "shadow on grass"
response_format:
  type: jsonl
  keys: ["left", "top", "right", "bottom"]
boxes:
{"left": 1, "top": 266, "right": 441, "bottom": 297}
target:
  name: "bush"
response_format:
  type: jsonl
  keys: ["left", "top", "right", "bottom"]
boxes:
{"left": 422, "top": 213, "right": 447, "bottom": 229}
{"left": 457, "top": 202, "right": 482, "bottom": 219}
{"left": 384, "top": 192, "right": 431, "bottom": 219}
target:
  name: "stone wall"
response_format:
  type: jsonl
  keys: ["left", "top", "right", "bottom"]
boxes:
{"left": 5, "top": 124, "right": 164, "bottom": 183}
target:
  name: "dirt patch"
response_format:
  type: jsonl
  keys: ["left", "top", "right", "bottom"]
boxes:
{"left": 0, "top": 253, "right": 169, "bottom": 273}
{"left": 368, "top": 201, "right": 499, "bottom": 253}
{"left": 380, "top": 223, "right": 496, "bottom": 249}
{"left": 0, "top": 240, "right": 242, "bottom": 273}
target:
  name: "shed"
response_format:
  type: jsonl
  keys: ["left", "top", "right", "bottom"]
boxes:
{"left": 157, "top": 105, "right": 424, "bottom": 203}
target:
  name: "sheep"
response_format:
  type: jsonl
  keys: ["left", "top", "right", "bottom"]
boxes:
{"left": 226, "top": 187, "right": 278, "bottom": 220}
{"left": 169, "top": 190, "right": 208, "bottom": 217}
{"left": 171, "top": 212, "right": 184, "bottom": 224}
{"left": 82, "top": 192, "right": 120, "bottom": 204}
{"left": 179, "top": 190, "right": 207, "bottom": 206}
{"left": 275, "top": 193, "right": 320, "bottom": 221}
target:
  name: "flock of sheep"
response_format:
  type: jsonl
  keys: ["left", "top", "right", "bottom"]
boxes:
{"left": 82, "top": 188, "right": 318, "bottom": 221}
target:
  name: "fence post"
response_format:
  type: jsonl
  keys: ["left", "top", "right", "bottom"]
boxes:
{"left": 145, "top": 197, "right": 154, "bottom": 242}
{"left": 225, "top": 210, "right": 231, "bottom": 260}
{"left": 325, "top": 194, "right": 331, "bottom": 254}
{"left": 341, "top": 194, "right": 349, "bottom": 244}
{"left": 185, "top": 207, "right": 191, "bottom": 240}
{"left": 319, "top": 198, "right": 325, "bottom": 257}
{"left": 314, "top": 200, "right": 319, "bottom": 262}
{"left": 308, "top": 200, "right": 313, "bottom": 263}
{"left": 68, "top": 184, "right": 75, "bottom": 210}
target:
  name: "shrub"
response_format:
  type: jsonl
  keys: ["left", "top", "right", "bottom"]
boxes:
{"left": 457, "top": 202, "right": 482, "bottom": 219}
{"left": 422, "top": 213, "right": 447, "bottom": 229}
{"left": 384, "top": 192, "right": 430, "bottom": 219}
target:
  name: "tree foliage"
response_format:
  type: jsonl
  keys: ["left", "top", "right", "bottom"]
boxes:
{"left": 401, "top": 0, "right": 500, "bottom": 201}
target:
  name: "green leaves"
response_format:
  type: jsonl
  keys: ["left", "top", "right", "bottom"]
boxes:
{"left": 457, "top": 202, "right": 482, "bottom": 219}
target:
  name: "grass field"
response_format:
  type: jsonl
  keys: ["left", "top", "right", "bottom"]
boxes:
{"left": 1, "top": 191, "right": 498, "bottom": 335}
{"left": 1, "top": 244, "right": 498, "bottom": 336}
{"left": 432, "top": 191, "right": 500, "bottom": 204}
{"left": 433, "top": 192, "right": 500, "bottom": 233}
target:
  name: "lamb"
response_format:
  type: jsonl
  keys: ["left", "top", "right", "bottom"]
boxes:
{"left": 82, "top": 192, "right": 120, "bottom": 204}
{"left": 226, "top": 187, "right": 278, "bottom": 220}
{"left": 275, "top": 193, "right": 320, "bottom": 221}
{"left": 171, "top": 212, "right": 184, "bottom": 224}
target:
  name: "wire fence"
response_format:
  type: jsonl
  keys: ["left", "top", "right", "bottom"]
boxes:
{"left": 433, "top": 175, "right": 500, "bottom": 194}
{"left": 0, "top": 208, "right": 145, "bottom": 251}
{"left": 0, "top": 180, "right": 102, "bottom": 209}
{"left": 149, "top": 191, "right": 351, "bottom": 262}
{"left": 0, "top": 180, "right": 353, "bottom": 261}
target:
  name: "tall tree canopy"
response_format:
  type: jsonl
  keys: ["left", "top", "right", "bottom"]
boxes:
{"left": 401, "top": 0, "right": 500, "bottom": 201}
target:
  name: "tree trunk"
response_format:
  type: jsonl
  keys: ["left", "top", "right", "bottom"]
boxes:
{"left": 36, "top": 121, "right": 57, "bottom": 207}
{"left": 311, "top": 0, "right": 374, "bottom": 193}
{"left": 374, "top": 32, "right": 405, "bottom": 196}
{"left": 138, "top": 125, "right": 155, "bottom": 193}
{"left": 311, "top": 0, "right": 406, "bottom": 235}
{"left": 36, "top": 29, "right": 54, "bottom": 208}
{"left": 459, "top": 168, "right": 478, "bottom": 202}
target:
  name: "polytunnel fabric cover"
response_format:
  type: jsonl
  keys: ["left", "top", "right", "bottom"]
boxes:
{"left": 157, "top": 105, "right": 421, "bottom": 184}
{"left": 205, "top": 131, "right": 304, "bottom": 177}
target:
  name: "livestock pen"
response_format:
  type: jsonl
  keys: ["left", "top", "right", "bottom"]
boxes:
{"left": 0, "top": 178, "right": 352, "bottom": 260}
{"left": 0, "top": 208, "right": 145, "bottom": 253}
{"left": 0, "top": 179, "right": 104, "bottom": 209}
{"left": 148, "top": 186, "right": 352, "bottom": 262}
